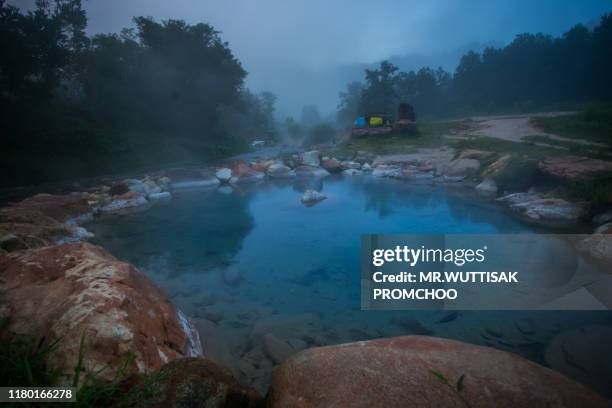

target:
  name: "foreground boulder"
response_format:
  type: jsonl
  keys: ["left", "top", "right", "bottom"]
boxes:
{"left": 146, "top": 358, "right": 263, "bottom": 408}
{"left": 0, "top": 242, "right": 202, "bottom": 382}
{"left": 267, "top": 336, "right": 606, "bottom": 408}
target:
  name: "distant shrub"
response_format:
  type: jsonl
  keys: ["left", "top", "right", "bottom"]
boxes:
{"left": 568, "top": 171, "right": 612, "bottom": 208}
{"left": 492, "top": 156, "right": 541, "bottom": 192}
{"left": 303, "top": 123, "right": 336, "bottom": 147}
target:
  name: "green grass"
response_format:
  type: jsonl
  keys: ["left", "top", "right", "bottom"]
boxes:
{"left": 451, "top": 135, "right": 567, "bottom": 160}
{"left": 522, "top": 135, "right": 612, "bottom": 160}
{"left": 531, "top": 107, "right": 612, "bottom": 144}
{"left": 0, "top": 318, "right": 164, "bottom": 407}
{"left": 326, "top": 120, "right": 465, "bottom": 158}
{"left": 329, "top": 119, "right": 581, "bottom": 162}
{"left": 1, "top": 122, "right": 251, "bottom": 188}
{"left": 566, "top": 171, "right": 612, "bottom": 208}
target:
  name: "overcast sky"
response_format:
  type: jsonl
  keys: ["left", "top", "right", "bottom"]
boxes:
{"left": 11, "top": 0, "right": 612, "bottom": 116}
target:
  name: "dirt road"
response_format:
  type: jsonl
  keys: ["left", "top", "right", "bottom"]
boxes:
{"left": 469, "top": 112, "right": 605, "bottom": 147}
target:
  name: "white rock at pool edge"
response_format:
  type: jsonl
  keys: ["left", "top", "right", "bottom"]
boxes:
{"left": 215, "top": 168, "right": 232, "bottom": 183}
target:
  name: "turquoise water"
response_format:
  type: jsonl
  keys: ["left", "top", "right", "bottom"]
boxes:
{"left": 88, "top": 176, "right": 611, "bottom": 393}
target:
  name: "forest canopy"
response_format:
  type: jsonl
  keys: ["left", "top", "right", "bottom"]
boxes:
{"left": 338, "top": 14, "right": 612, "bottom": 124}
{"left": 0, "top": 0, "right": 276, "bottom": 187}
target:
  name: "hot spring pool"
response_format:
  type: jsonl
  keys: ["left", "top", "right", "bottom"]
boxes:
{"left": 88, "top": 176, "right": 611, "bottom": 394}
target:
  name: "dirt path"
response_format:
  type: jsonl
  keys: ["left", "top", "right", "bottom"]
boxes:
{"left": 469, "top": 112, "right": 606, "bottom": 147}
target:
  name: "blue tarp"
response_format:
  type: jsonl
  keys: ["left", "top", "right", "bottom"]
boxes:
{"left": 354, "top": 116, "right": 366, "bottom": 127}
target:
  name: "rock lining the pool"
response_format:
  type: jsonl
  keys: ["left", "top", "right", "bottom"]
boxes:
{"left": 0, "top": 146, "right": 611, "bottom": 404}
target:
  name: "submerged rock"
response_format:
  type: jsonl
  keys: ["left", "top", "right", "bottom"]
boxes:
{"left": 0, "top": 242, "right": 202, "bottom": 382}
{"left": 263, "top": 333, "right": 299, "bottom": 365}
{"left": 300, "top": 189, "right": 326, "bottom": 205}
{"left": 391, "top": 316, "right": 433, "bottom": 335}
{"left": 148, "top": 358, "right": 263, "bottom": 408}
{"left": 545, "top": 325, "right": 612, "bottom": 397}
{"left": 267, "top": 336, "right": 607, "bottom": 408}
{"left": 223, "top": 266, "right": 243, "bottom": 286}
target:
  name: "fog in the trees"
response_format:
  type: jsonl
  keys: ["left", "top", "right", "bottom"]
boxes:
{"left": 9, "top": 0, "right": 611, "bottom": 117}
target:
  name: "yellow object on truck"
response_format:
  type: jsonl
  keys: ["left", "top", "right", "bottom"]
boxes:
{"left": 369, "top": 116, "right": 383, "bottom": 126}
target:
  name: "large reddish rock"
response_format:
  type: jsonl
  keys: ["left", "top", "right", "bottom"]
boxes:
{"left": 0, "top": 242, "right": 202, "bottom": 381}
{"left": 266, "top": 336, "right": 607, "bottom": 408}
{"left": 147, "top": 358, "right": 263, "bottom": 408}
{"left": 538, "top": 156, "right": 612, "bottom": 182}
{"left": 231, "top": 161, "right": 265, "bottom": 183}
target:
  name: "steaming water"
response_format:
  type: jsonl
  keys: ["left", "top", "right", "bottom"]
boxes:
{"left": 88, "top": 176, "right": 611, "bottom": 394}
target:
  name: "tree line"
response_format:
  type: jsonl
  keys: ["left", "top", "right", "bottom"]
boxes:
{"left": 338, "top": 13, "right": 612, "bottom": 124}
{"left": 0, "top": 0, "right": 276, "bottom": 187}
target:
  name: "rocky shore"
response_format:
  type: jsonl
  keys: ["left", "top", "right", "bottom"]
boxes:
{"left": 1, "top": 147, "right": 611, "bottom": 406}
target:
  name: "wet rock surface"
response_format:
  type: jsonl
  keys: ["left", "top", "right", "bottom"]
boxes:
{"left": 545, "top": 325, "right": 612, "bottom": 397}
{"left": 0, "top": 242, "right": 202, "bottom": 381}
{"left": 267, "top": 336, "right": 608, "bottom": 408}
